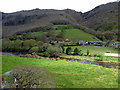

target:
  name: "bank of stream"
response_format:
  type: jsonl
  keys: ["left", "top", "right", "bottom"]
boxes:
{"left": 0, "top": 51, "right": 119, "bottom": 69}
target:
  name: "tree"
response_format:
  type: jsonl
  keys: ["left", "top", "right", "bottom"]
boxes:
{"left": 66, "top": 47, "right": 72, "bottom": 55}
{"left": 61, "top": 45, "right": 65, "bottom": 53}
{"left": 23, "top": 39, "right": 36, "bottom": 51}
{"left": 28, "top": 47, "right": 39, "bottom": 54}
{"left": 39, "top": 43, "right": 51, "bottom": 52}
{"left": 14, "top": 39, "right": 23, "bottom": 51}
{"left": 36, "top": 32, "right": 48, "bottom": 43}
{"left": 8, "top": 66, "right": 55, "bottom": 88}
{"left": 45, "top": 46, "right": 61, "bottom": 57}
{"left": 86, "top": 50, "right": 90, "bottom": 56}
{"left": 79, "top": 50, "right": 83, "bottom": 56}
{"left": 2, "top": 39, "right": 10, "bottom": 51}
{"left": 74, "top": 48, "right": 79, "bottom": 55}
{"left": 103, "top": 31, "right": 117, "bottom": 47}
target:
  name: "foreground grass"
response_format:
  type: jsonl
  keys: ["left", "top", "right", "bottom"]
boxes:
{"left": 2, "top": 55, "right": 118, "bottom": 88}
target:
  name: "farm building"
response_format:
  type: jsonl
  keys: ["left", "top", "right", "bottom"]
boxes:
{"left": 77, "top": 40, "right": 85, "bottom": 46}
{"left": 85, "top": 41, "right": 102, "bottom": 45}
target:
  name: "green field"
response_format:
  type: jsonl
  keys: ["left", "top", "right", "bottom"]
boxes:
{"left": 56, "top": 29, "right": 99, "bottom": 42}
{"left": 64, "top": 46, "right": 118, "bottom": 55}
{"left": 2, "top": 55, "right": 118, "bottom": 88}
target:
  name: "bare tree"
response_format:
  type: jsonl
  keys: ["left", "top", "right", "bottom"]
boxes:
{"left": 8, "top": 66, "right": 55, "bottom": 88}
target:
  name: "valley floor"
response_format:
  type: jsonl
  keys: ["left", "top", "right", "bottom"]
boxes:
{"left": 1, "top": 55, "right": 119, "bottom": 88}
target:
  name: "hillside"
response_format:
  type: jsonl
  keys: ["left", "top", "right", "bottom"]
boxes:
{"left": 9, "top": 25, "right": 100, "bottom": 42}
{"left": 56, "top": 28, "right": 99, "bottom": 42}
{"left": 2, "top": 9, "right": 82, "bottom": 38}
{"left": 82, "top": 2, "right": 118, "bottom": 32}
{"left": 1, "top": 1, "right": 119, "bottom": 41}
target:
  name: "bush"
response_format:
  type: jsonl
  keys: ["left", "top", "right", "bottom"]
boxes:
{"left": 61, "top": 46, "right": 65, "bottom": 53}
{"left": 2, "top": 39, "right": 11, "bottom": 51}
{"left": 43, "top": 51, "right": 50, "bottom": 57}
{"left": 66, "top": 47, "right": 72, "bottom": 55}
{"left": 78, "top": 50, "right": 83, "bottom": 56}
{"left": 28, "top": 47, "right": 39, "bottom": 54}
{"left": 86, "top": 50, "right": 90, "bottom": 56}
{"left": 39, "top": 43, "right": 51, "bottom": 52}
{"left": 23, "top": 39, "right": 36, "bottom": 51}
{"left": 13, "top": 39, "right": 23, "bottom": 51}
{"left": 8, "top": 66, "right": 55, "bottom": 88}
{"left": 45, "top": 46, "right": 61, "bottom": 57}
{"left": 74, "top": 48, "right": 79, "bottom": 55}
{"left": 93, "top": 54, "right": 102, "bottom": 57}
{"left": 88, "top": 54, "right": 92, "bottom": 57}
{"left": 95, "top": 55, "right": 103, "bottom": 61}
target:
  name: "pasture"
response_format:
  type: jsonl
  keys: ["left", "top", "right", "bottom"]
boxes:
{"left": 2, "top": 55, "right": 118, "bottom": 88}
{"left": 64, "top": 46, "right": 118, "bottom": 55}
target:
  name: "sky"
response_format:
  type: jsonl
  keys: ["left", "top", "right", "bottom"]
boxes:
{"left": 0, "top": 0, "right": 117, "bottom": 13}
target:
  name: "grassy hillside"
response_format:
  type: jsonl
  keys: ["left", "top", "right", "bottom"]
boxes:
{"left": 12, "top": 25, "right": 100, "bottom": 42}
{"left": 56, "top": 29, "right": 99, "bottom": 42}
{"left": 2, "top": 9, "right": 81, "bottom": 38}
{"left": 2, "top": 55, "right": 118, "bottom": 88}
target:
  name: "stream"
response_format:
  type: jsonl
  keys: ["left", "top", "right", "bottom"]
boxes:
{"left": 0, "top": 51, "right": 119, "bottom": 69}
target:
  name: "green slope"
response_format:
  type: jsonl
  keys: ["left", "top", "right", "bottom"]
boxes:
{"left": 11, "top": 25, "right": 100, "bottom": 42}
{"left": 56, "top": 29, "right": 100, "bottom": 42}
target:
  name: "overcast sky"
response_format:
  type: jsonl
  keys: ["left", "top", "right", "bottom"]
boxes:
{"left": 0, "top": 0, "right": 117, "bottom": 13}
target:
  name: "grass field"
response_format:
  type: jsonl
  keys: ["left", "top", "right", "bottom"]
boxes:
{"left": 2, "top": 55, "right": 118, "bottom": 88}
{"left": 61, "top": 55, "right": 119, "bottom": 63}
{"left": 64, "top": 46, "right": 118, "bottom": 55}
{"left": 56, "top": 29, "right": 99, "bottom": 42}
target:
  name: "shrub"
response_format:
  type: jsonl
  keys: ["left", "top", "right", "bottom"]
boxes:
{"left": 40, "top": 43, "right": 51, "bottom": 52}
{"left": 8, "top": 66, "right": 55, "bottom": 88}
{"left": 2, "top": 39, "right": 11, "bottom": 51}
{"left": 61, "top": 46, "right": 65, "bottom": 53}
{"left": 23, "top": 39, "right": 36, "bottom": 51}
{"left": 86, "top": 50, "right": 90, "bottom": 56}
{"left": 88, "top": 54, "right": 92, "bottom": 57}
{"left": 78, "top": 50, "right": 83, "bottom": 56}
{"left": 28, "top": 47, "right": 39, "bottom": 54}
{"left": 95, "top": 55, "right": 103, "bottom": 61}
{"left": 2, "top": 40, "right": 15, "bottom": 52}
{"left": 43, "top": 51, "right": 50, "bottom": 57}
{"left": 14, "top": 39, "right": 23, "bottom": 51}
{"left": 38, "top": 52, "right": 46, "bottom": 56}
{"left": 66, "top": 47, "right": 72, "bottom": 55}
{"left": 74, "top": 48, "right": 79, "bottom": 55}
{"left": 93, "top": 54, "right": 102, "bottom": 57}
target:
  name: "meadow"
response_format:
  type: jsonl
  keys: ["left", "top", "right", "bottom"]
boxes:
{"left": 56, "top": 29, "right": 99, "bottom": 42}
{"left": 2, "top": 55, "right": 118, "bottom": 88}
{"left": 64, "top": 46, "right": 118, "bottom": 55}
{"left": 61, "top": 46, "right": 119, "bottom": 63}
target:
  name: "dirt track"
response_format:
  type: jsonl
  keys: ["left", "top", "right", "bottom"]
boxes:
{"left": 104, "top": 53, "right": 120, "bottom": 57}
